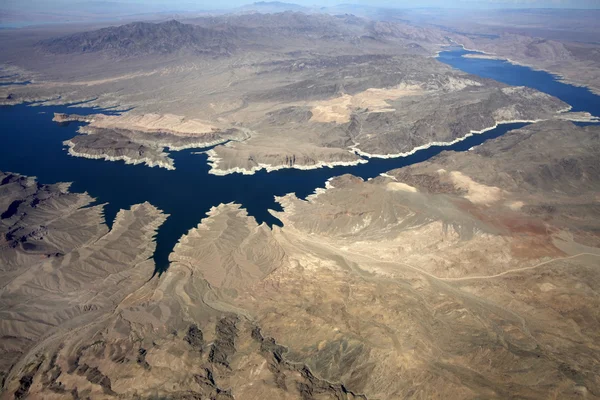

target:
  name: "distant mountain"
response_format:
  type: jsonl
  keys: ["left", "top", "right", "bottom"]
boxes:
{"left": 235, "top": 1, "right": 310, "bottom": 14}
{"left": 190, "top": 12, "right": 446, "bottom": 44}
{"left": 40, "top": 12, "right": 446, "bottom": 59}
{"left": 40, "top": 20, "right": 235, "bottom": 57}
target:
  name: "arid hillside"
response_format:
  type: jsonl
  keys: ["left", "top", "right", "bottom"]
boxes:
{"left": 2, "top": 122, "right": 599, "bottom": 399}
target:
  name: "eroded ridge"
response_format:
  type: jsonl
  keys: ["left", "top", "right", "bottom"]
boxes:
{"left": 0, "top": 172, "right": 167, "bottom": 398}
{"left": 3, "top": 121, "right": 600, "bottom": 399}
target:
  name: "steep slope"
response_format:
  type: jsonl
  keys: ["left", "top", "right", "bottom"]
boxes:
{"left": 0, "top": 172, "right": 167, "bottom": 396}
{"left": 40, "top": 20, "right": 235, "bottom": 57}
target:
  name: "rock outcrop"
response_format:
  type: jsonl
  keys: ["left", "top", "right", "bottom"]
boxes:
{"left": 53, "top": 112, "right": 252, "bottom": 170}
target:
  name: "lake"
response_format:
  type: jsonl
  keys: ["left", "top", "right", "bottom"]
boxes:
{"left": 0, "top": 47, "right": 598, "bottom": 272}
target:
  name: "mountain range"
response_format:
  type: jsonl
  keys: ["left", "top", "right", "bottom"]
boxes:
{"left": 39, "top": 12, "right": 446, "bottom": 58}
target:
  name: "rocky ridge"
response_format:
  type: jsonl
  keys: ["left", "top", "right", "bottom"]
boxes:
{"left": 41, "top": 20, "right": 236, "bottom": 57}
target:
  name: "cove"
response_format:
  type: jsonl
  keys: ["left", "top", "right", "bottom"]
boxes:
{"left": 1, "top": 48, "right": 599, "bottom": 273}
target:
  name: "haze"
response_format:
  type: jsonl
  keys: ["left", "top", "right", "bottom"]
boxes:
{"left": 3, "top": 0, "right": 600, "bottom": 12}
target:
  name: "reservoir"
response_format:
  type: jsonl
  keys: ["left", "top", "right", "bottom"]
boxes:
{"left": 1, "top": 48, "right": 598, "bottom": 272}
{"left": 437, "top": 47, "right": 600, "bottom": 116}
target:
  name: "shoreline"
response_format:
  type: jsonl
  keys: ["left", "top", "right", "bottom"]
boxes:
{"left": 349, "top": 119, "right": 544, "bottom": 159}
{"left": 63, "top": 140, "right": 176, "bottom": 170}
{"left": 8, "top": 46, "right": 599, "bottom": 179}
{"left": 77, "top": 126, "right": 232, "bottom": 152}
{"left": 206, "top": 109, "right": 598, "bottom": 175}
{"left": 348, "top": 107, "right": 598, "bottom": 160}
{"left": 442, "top": 43, "right": 600, "bottom": 96}
{"left": 56, "top": 114, "right": 252, "bottom": 170}
{"left": 205, "top": 149, "right": 368, "bottom": 176}
{"left": 61, "top": 113, "right": 252, "bottom": 152}
{"left": 306, "top": 177, "right": 337, "bottom": 201}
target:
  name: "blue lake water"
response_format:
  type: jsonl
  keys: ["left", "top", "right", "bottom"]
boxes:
{"left": 0, "top": 81, "right": 31, "bottom": 87}
{"left": 437, "top": 47, "right": 600, "bottom": 116}
{"left": 1, "top": 47, "right": 599, "bottom": 272}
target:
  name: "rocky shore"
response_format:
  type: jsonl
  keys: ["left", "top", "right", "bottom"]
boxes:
{"left": 53, "top": 112, "right": 253, "bottom": 170}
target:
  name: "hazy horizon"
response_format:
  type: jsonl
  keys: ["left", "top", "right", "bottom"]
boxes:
{"left": 2, "top": 0, "right": 599, "bottom": 29}
{"left": 2, "top": 0, "right": 600, "bottom": 12}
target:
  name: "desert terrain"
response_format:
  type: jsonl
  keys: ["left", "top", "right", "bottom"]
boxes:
{"left": 0, "top": 13, "right": 591, "bottom": 174}
{"left": 1, "top": 4, "right": 600, "bottom": 399}
{"left": 1, "top": 121, "right": 599, "bottom": 398}
{"left": 396, "top": 8, "right": 600, "bottom": 95}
